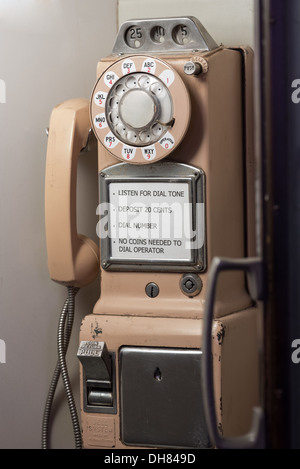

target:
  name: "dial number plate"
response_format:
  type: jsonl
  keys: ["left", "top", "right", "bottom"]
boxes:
{"left": 90, "top": 55, "right": 190, "bottom": 164}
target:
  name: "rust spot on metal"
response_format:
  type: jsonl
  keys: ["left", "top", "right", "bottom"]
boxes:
{"left": 217, "top": 422, "right": 223, "bottom": 436}
{"left": 90, "top": 320, "right": 102, "bottom": 339}
{"left": 217, "top": 324, "right": 226, "bottom": 345}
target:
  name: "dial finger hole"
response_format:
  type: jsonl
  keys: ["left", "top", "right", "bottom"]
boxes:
{"left": 116, "top": 123, "right": 127, "bottom": 138}
{"left": 138, "top": 75, "right": 151, "bottom": 88}
{"left": 110, "top": 111, "right": 120, "bottom": 125}
{"left": 150, "top": 82, "right": 164, "bottom": 95}
{"left": 139, "top": 131, "right": 152, "bottom": 143}
{"left": 109, "top": 96, "right": 119, "bottom": 108}
{"left": 151, "top": 123, "right": 163, "bottom": 137}
{"left": 127, "top": 130, "right": 138, "bottom": 143}
{"left": 115, "top": 84, "right": 127, "bottom": 96}
{"left": 126, "top": 76, "right": 138, "bottom": 89}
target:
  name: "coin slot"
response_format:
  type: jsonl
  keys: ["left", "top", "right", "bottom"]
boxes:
{"left": 125, "top": 25, "right": 145, "bottom": 49}
{"left": 150, "top": 26, "right": 166, "bottom": 44}
{"left": 172, "top": 24, "right": 190, "bottom": 45}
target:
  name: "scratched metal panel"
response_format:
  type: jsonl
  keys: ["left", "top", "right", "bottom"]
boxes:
{"left": 119, "top": 346, "right": 211, "bottom": 448}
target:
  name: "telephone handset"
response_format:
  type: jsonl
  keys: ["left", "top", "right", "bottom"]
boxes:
{"left": 45, "top": 99, "right": 99, "bottom": 287}
{"left": 43, "top": 99, "right": 100, "bottom": 450}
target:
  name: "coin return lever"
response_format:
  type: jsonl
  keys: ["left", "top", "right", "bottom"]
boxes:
{"left": 77, "top": 342, "right": 116, "bottom": 413}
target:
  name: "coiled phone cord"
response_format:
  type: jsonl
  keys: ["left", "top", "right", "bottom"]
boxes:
{"left": 41, "top": 286, "right": 81, "bottom": 449}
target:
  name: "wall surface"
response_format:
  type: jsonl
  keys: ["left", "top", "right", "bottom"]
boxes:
{"left": 0, "top": 0, "right": 254, "bottom": 449}
{"left": 0, "top": 0, "right": 117, "bottom": 449}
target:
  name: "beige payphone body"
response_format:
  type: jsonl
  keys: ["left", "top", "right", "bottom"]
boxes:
{"left": 45, "top": 17, "right": 261, "bottom": 449}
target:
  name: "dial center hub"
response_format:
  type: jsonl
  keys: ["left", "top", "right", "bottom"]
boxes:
{"left": 119, "top": 89, "right": 157, "bottom": 129}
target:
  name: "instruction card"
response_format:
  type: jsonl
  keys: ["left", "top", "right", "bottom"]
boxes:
{"left": 107, "top": 181, "right": 194, "bottom": 263}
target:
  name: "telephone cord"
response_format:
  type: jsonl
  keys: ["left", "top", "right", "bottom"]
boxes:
{"left": 41, "top": 286, "right": 81, "bottom": 449}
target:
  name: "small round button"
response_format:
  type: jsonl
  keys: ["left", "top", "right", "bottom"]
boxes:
{"left": 183, "top": 61, "right": 202, "bottom": 76}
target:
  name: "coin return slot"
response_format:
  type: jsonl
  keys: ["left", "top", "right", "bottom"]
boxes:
{"left": 87, "top": 386, "right": 113, "bottom": 407}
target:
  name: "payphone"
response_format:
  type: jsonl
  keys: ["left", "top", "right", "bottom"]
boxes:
{"left": 44, "top": 17, "right": 262, "bottom": 449}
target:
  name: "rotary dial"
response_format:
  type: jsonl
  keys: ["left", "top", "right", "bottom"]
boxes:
{"left": 90, "top": 55, "right": 191, "bottom": 164}
{"left": 106, "top": 72, "right": 173, "bottom": 147}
